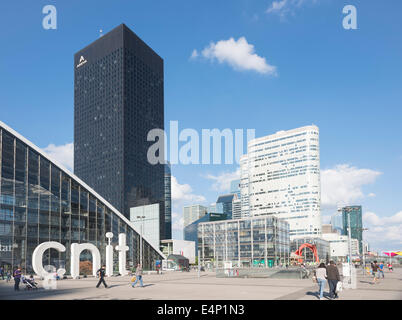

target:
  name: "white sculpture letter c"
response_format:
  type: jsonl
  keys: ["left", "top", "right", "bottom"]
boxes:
{"left": 32, "top": 241, "right": 66, "bottom": 278}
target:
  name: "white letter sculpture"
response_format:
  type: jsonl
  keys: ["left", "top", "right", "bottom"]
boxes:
{"left": 115, "top": 233, "right": 129, "bottom": 276}
{"left": 32, "top": 241, "right": 66, "bottom": 278}
{"left": 105, "top": 232, "right": 114, "bottom": 277}
{"left": 70, "top": 243, "right": 101, "bottom": 279}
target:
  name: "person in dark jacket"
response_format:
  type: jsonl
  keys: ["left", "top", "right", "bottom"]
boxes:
{"left": 96, "top": 265, "right": 108, "bottom": 288}
{"left": 13, "top": 267, "right": 22, "bottom": 291}
{"left": 326, "top": 261, "right": 341, "bottom": 299}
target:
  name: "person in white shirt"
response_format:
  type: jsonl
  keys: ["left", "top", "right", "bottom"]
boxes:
{"left": 315, "top": 262, "right": 327, "bottom": 300}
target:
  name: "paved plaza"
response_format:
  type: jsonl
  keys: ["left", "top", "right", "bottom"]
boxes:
{"left": 0, "top": 268, "right": 401, "bottom": 300}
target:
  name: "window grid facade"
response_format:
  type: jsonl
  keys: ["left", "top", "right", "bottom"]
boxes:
{"left": 0, "top": 124, "right": 164, "bottom": 274}
{"left": 198, "top": 216, "right": 290, "bottom": 268}
{"left": 74, "top": 24, "right": 165, "bottom": 240}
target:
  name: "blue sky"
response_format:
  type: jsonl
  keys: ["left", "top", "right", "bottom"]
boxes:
{"left": 1, "top": 0, "right": 401, "bottom": 252}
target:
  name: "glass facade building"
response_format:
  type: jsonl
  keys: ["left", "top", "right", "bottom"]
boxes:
{"left": 0, "top": 121, "right": 164, "bottom": 274}
{"left": 164, "top": 162, "right": 171, "bottom": 239}
{"left": 74, "top": 24, "right": 165, "bottom": 240}
{"left": 216, "top": 194, "right": 236, "bottom": 220}
{"left": 183, "top": 204, "right": 208, "bottom": 228}
{"left": 341, "top": 206, "right": 363, "bottom": 254}
{"left": 184, "top": 213, "right": 227, "bottom": 257}
{"left": 230, "top": 179, "right": 241, "bottom": 199}
{"left": 198, "top": 216, "right": 290, "bottom": 268}
{"left": 331, "top": 211, "right": 343, "bottom": 235}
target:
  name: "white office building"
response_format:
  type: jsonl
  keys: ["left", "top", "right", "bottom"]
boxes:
{"left": 183, "top": 204, "right": 208, "bottom": 228}
{"left": 322, "top": 233, "right": 360, "bottom": 260}
{"left": 240, "top": 125, "right": 321, "bottom": 240}
{"left": 160, "top": 239, "right": 196, "bottom": 264}
{"left": 130, "top": 203, "right": 161, "bottom": 250}
{"left": 240, "top": 154, "right": 250, "bottom": 218}
{"left": 232, "top": 198, "right": 242, "bottom": 220}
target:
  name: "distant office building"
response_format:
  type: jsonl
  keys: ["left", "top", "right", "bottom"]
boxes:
{"left": 183, "top": 205, "right": 208, "bottom": 228}
{"left": 0, "top": 121, "right": 164, "bottom": 273}
{"left": 240, "top": 155, "right": 250, "bottom": 218}
{"left": 216, "top": 194, "right": 236, "bottom": 219}
{"left": 322, "top": 224, "right": 336, "bottom": 234}
{"left": 363, "top": 241, "right": 370, "bottom": 255}
{"left": 198, "top": 216, "right": 290, "bottom": 268}
{"left": 241, "top": 126, "right": 321, "bottom": 239}
{"left": 291, "top": 237, "right": 330, "bottom": 264}
{"left": 351, "top": 238, "right": 360, "bottom": 256}
{"left": 232, "top": 198, "right": 242, "bottom": 220}
{"left": 322, "top": 233, "right": 349, "bottom": 261}
{"left": 164, "top": 162, "right": 172, "bottom": 239}
{"left": 184, "top": 213, "right": 227, "bottom": 257}
{"left": 341, "top": 206, "right": 363, "bottom": 254}
{"left": 130, "top": 203, "right": 161, "bottom": 250}
{"left": 74, "top": 24, "right": 165, "bottom": 240}
{"left": 208, "top": 202, "right": 224, "bottom": 214}
{"left": 331, "top": 211, "right": 343, "bottom": 234}
{"left": 230, "top": 179, "right": 241, "bottom": 199}
{"left": 160, "top": 239, "right": 196, "bottom": 264}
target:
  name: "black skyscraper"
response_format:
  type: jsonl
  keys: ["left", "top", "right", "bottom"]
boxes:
{"left": 74, "top": 24, "right": 165, "bottom": 239}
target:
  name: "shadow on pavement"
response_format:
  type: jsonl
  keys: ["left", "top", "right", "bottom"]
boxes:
{"left": 0, "top": 286, "right": 92, "bottom": 300}
{"left": 306, "top": 291, "right": 332, "bottom": 300}
{"left": 131, "top": 284, "right": 154, "bottom": 288}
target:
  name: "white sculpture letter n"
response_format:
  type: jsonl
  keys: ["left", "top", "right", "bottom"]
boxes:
{"left": 70, "top": 243, "right": 101, "bottom": 279}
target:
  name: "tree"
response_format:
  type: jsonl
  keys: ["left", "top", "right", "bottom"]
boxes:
{"left": 79, "top": 260, "right": 92, "bottom": 276}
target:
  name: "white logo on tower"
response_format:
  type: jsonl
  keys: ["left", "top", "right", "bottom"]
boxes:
{"left": 77, "top": 55, "right": 88, "bottom": 68}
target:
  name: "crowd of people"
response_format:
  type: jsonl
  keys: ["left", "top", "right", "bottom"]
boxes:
{"left": 313, "top": 259, "right": 396, "bottom": 299}
{"left": 0, "top": 266, "right": 38, "bottom": 291}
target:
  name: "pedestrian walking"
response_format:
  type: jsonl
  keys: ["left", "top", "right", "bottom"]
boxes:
{"left": 371, "top": 260, "right": 379, "bottom": 284}
{"left": 0, "top": 266, "right": 4, "bottom": 280}
{"left": 326, "top": 260, "right": 341, "bottom": 299}
{"left": 131, "top": 263, "right": 144, "bottom": 288}
{"left": 13, "top": 267, "right": 22, "bottom": 291}
{"left": 96, "top": 265, "right": 108, "bottom": 288}
{"left": 378, "top": 261, "right": 385, "bottom": 279}
{"left": 388, "top": 263, "right": 393, "bottom": 272}
{"left": 6, "top": 271, "right": 11, "bottom": 282}
{"left": 315, "top": 263, "right": 327, "bottom": 300}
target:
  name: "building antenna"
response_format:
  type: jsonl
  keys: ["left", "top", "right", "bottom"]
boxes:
{"left": 99, "top": 29, "right": 103, "bottom": 38}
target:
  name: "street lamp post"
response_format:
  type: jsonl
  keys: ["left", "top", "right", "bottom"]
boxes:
{"left": 137, "top": 214, "right": 145, "bottom": 267}
{"left": 360, "top": 228, "right": 368, "bottom": 276}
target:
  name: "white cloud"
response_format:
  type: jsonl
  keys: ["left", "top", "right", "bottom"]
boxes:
{"left": 172, "top": 212, "right": 184, "bottom": 231}
{"left": 197, "top": 37, "right": 277, "bottom": 75}
{"left": 266, "top": 0, "right": 288, "bottom": 14}
{"left": 171, "top": 175, "right": 206, "bottom": 206}
{"left": 321, "top": 164, "right": 382, "bottom": 209}
{"left": 42, "top": 142, "right": 74, "bottom": 172}
{"left": 204, "top": 168, "right": 241, "bottom": 192}
{"left": 266, "top": 0, "right": 320, "bottom": 18}
{"left": 363, "top": 211, "right": 402, "bottom": 251}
